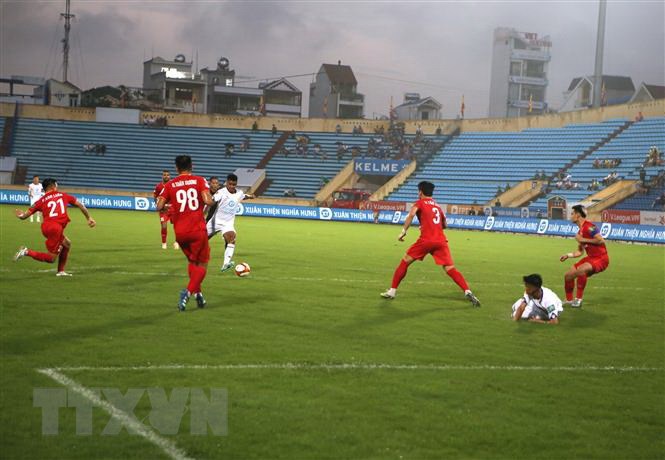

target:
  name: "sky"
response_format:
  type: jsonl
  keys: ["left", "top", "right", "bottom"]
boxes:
{"left": 1, "top": 0, "right": 663, "bottom": 119}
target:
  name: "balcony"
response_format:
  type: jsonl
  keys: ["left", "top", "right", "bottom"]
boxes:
{"left": 265, "top": 103, "right": 301, "bottom": 114}
{"left": 339, "top": 92, "right": 364, "bottom": 106}
{"left": 510, "top": 99, "right": 546, "bottom": 110}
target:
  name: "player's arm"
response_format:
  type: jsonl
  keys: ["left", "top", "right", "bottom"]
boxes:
{"left": 15, "top": 207, "right": 35, "bottom": 220}
{"left": 202, "top": 189, "right": 213, "bottom": 206}
{"left": 528, "top": 316, "right": 559, "bottom": 325}
{"left": 398, "top": 204, "right": 419, "bottom": 241}
{"left": 560, "top": 244, "right": 584, "bottom": 261}
{"left": 73, "top": 200, "right": 96, "bottom": 227}
{"left": 156, "top": 196, "right": 167, "bottom": 212}
{"left": 575, "top": 232, "right": 605, "bottom": 245}
{"left": 512, "top": 300, "right": 527, "bottom": 321}
{"left": 244, "top": 193, "right": 256, "bottom": 200}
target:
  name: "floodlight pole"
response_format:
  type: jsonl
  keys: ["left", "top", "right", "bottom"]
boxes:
{"left": 592, "top": 0, "right": 607, "bottom": 108}
{"left": 61, "top": 0, "right": 75, "bottom": 82}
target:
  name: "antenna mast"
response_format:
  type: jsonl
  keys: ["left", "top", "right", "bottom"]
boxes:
{"left": 61, "top": 0, "right": 75, "bottom": 82}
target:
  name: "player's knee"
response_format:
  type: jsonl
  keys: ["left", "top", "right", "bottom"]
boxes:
{"left": 564, "top": 272, "right": 575, "bottom": 281}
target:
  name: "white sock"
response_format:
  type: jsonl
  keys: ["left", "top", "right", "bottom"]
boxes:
{"left": 29, "top": 215, "right": 33, "bottom": 222}
{"left": 224, "top": 244, "right": 235, "bottom": 265}
{"left": 387, "top": 288, "right": 396, "bottom": 296}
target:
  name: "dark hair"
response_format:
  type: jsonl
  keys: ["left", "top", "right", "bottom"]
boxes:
{"left": 33, "top": 175, "right": 39, "bottom": 179}
{"left": 523, "top": 274, "right": 543, "bottom": 288}
{"left": 162, "top": 170, "right": 170, "bottom": 174}
{"left": 572, "top": 204, "right": 587, "bottom": 218}
{"left": 175, "top": 155, "right": 192, "bottom": 172}
{"left": 209, "top": 176, "right": 218, "bottom": 182}
{"left": 227, "top": 173, "right": 238, "bottom": 182}
{"left": 418, "top": 181, "right": 435, "bottom": 197}
{"left": 42, "top": 178, "right": 57, "bottom": 190}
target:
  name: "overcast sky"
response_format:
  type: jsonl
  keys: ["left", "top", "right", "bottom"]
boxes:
{"left": 1, "top": 0, "right": 663, "bottom": 118}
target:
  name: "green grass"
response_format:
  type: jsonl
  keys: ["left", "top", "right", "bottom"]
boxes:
{"left": 1, "top": 204, "right": 663, "bottom": 459}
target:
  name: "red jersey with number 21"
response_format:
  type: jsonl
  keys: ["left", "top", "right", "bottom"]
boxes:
{"left": 415, "top": 198, "right": 446, "bottom": 242}
{"left": 159, "top": 174, "right": 209, "bottom": 235}
{"left": 29, "top": 191, "right": 77, "bottom": 226}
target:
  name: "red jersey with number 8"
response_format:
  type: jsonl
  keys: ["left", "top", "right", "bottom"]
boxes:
{"left": 415, "top": 198, "right": 446, "bottom": 242}
{"left": 159, "top": 174, "right": 209, "bottom": 234}
{"left": 29, "top": 191, "right": 77, "bottom": 226}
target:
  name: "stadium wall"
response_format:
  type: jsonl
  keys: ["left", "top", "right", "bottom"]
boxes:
{"left": 2, "top": 187, "right": 662, "bottom": 244}
{"left": 2, "top": 99, "right": 662, "bottom": 134}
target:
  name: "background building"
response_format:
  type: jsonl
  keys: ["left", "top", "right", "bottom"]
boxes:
{"left": 309, "top": 62, "right": 364, "bottom": 119}
{"left": 559, "top": 75, "right": 635, "bottom": 112}
{"left": 488, "top": 27, "right": 551, "bottom": 118}
{"left": 394, "top": 93, "right": 441, "bottom": 121}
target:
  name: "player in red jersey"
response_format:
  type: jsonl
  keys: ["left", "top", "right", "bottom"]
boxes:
{"left": 154, "top": 170, "right": 179, "bottom": 250}
{"left": 156, "top": 155, "right": 213, "bottom": 311}
{"left": 380, "top": 181, "right": 480, "bottom": 306}
{"left": 560, "top": 204, "right": 609, "bottom": 308}
{"left": 13, "top": 178, "right": 96, "bottom": 276}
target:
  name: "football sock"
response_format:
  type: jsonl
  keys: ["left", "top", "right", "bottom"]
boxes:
{"left": 187, "top": 264, "right": 207, "bottom": 294}
{"left": 565, "top": 279, "right": 575, "bottom": 301}
{"left": 391, "top": 260, "right": 409, "bottom": 289}
{"left": 161, "top": 227, "right": 167, "bottom": 244}
{"left": 224, "top": 244, "right": 235, "bottom": 266}
{"left": 57, "top": 246, "right": 70, "bottom": 272}
{"left": 576, "top": 274, "right": 587, "bottom": 299}
{"left": 446, "top": 268, "right": 469, "bottom": 291}
{"left": 29, "top": 215, "right": 34, "bottom": 222}
{"left": 27, "top": 249, "right": 56, "bottom": 263}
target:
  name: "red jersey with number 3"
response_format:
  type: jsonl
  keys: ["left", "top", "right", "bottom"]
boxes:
{"left": 159, "top": 174, "right": 209, "bottom": 234}
{"left": 579, "top": 220, "right": 608, "bottom": 258}
{"left": 29, "top": 191, "right": 77, "bottom": 226}
{"left": 415, "top": 198, "right": 446, "bottom": 242}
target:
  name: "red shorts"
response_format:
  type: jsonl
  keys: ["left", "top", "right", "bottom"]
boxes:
{"left": 407, "top": 239, "right": 453, "bottom": 266}
{"left": 41, "top": 221, "right": 65, "bottom": 254}
{"left": 176, "top": 231, "right": 210, "bottom": 264}
{"left": 575, "top": 255, "right": 609, "bottom": 276}
{"left": 159, "top": 212, "right": 171, "bottom": 224}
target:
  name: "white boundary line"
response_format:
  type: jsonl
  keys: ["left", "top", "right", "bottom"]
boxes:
{"left": 36, "top": 368, "right": 194, "bottom": 460}
{"left": 45, "top": 363, "right": 663, "bottom": 373}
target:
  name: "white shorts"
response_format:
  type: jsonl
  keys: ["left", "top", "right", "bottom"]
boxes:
{"left": 207, "top": 218, "right": 236, "bottom": 238}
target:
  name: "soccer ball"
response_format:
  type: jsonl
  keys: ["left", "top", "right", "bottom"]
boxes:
{"left": 234, "top": 262, "right": 251, "bottom": 277}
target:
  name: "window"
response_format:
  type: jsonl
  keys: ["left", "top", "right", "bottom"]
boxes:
{"left": 510, "top": 62, "right": 522, "bottom": 76}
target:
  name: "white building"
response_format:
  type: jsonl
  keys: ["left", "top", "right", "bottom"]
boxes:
{"left": 394, "top": 93, "right": 441, "bottom": 121}
{"left": 309, "top": 62, "right": 364, "bottom": 119}
{"left": 629, "top": 82, "right": 665, "bottom": 104}
{"left": 488, "top": 27, "right": 551, "bottom": 118}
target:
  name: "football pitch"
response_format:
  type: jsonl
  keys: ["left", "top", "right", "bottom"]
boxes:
{"left": 1, "top": 204, "right": 663, "bottom": 459}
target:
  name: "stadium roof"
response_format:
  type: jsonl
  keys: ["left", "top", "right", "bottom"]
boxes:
{"left": 320, "top": 63, "right": 357, "bottom": 86}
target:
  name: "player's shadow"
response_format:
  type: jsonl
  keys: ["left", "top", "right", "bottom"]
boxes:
{"left": 341, "top": 305, "right": 444, "bottom": 333}
{"left": 1, "top": 310, "right": 170, "bottom": 356}
{"left": 564, "top": 309, "right": 608, "bottom": 328}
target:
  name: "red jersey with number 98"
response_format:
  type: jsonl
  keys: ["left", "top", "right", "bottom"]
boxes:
{"left": 29, "top": 191, "right": 77, "bottom": 226}
{"left": 159, "top": 174, "right": 209, "bottom": 234}
{"left": 415, "top": 198, "right": 446, "bottom": 242}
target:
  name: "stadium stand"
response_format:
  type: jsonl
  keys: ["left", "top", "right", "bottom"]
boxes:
{"left": 530, "top": 117, "right": 665, "bottom": 207}
{"left": 388, "top": 119, "right": 629, "bottom": 205}
{"left": 613, "top": 186, "right": 665, "bottom": 211}
{"left": 260, "top": 132, "right": 446, "bottom": 198}
{"left": 10, "top": 118, "right": 274, "bottom": 191}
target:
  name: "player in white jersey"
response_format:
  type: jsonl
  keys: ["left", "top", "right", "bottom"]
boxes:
{"left": 206, "top": 173, "right": 255, "bottom": 272}
{"left": 28, "top": 175, "right": 44, "bottom": 222}
{"left": 511, "top": 273, "right": 563, "bottom": 324}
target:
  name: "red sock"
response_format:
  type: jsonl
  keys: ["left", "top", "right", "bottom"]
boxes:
{"left": 446, "top": 268, "right": 469, "bottom": 292}
{"left": 161, "top": 226, "right": 167, "bottom": 244}
{"left": 27, "top": 249, "right": 55, "bottom": 263}
{"left": 57, "top": 246, "right": 70, "bottom": 272}
{"left": 391, "top": 260, "right": 409, "bottom": 289}
{"left": 565, "top": 279, "right": 575, "bottom": 301}
{"left": 576, "top": 275, "right": 588, "bottom": 299}
{"left": 187, "top": 264, "right": 207, "bottom": 294}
